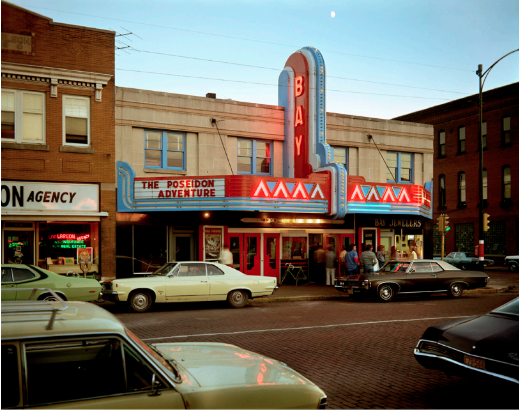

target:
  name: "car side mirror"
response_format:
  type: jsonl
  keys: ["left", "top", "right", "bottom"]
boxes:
{"left": 148, "top": 374, "right": 162, "bottom": 396}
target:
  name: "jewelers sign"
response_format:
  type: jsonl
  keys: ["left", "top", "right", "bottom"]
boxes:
{"left": 134, "top": 178, "right": 225, "bottom": 199}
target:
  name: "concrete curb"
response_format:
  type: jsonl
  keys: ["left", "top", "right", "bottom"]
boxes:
{"left": 250, "top": 286, "right": 518, "bottom": 304}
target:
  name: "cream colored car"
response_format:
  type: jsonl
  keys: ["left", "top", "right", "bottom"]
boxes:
{"left": 2, "top": 298, "right": 327, "bottom": 409}
{"left": 101, "top": 262, "right": 278, "bottom": 312}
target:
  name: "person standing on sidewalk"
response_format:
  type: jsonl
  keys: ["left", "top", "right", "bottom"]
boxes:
{"left": 339, "top": 245, "right": 347, "bottom": 276}
{"left": 360, "top": 244, "right": 377, "bottom": 274}
{"left": 219, "top": 244, "right": 233, "bottom": 268}
{"left": 345, "top": 244, "right": 359, "bottom": 275}
{"left": 314, "top": 245, "right": 326, "bottom": 284}
{"left": 377, "top": 245, "right": 386, "bottom": 267}
{"left": 325, "top": 246, "right": 336, "bottom": 286}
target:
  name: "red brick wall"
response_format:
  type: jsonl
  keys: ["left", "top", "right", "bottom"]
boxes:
{"left": 396, "top": 83, "right": 519, "bottom": 259}
{"left": 1, "top": 2, "right": 116, "bottom": 278}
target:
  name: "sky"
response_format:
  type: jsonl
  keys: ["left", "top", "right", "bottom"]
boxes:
{"left": 8, "top": 0, "right": 519, "bottom": 119}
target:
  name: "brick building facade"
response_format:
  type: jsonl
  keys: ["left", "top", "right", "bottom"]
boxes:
{"left": 1, "top": 1, "right": 116, "bottom": 278}
{"left": 395, "top": 82, "right": 519, "bottom": 264}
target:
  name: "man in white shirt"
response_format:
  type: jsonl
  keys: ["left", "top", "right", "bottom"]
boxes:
{"left": 219, "top": 245, "right": 234, "bottom": 268}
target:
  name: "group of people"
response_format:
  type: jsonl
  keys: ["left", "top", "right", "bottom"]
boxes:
{"left": 338, "top": 243, "right": 386, "bottom": 276}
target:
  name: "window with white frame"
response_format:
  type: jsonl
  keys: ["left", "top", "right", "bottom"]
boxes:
{"left": 237, "top": 139, "right": 272, "bottom": 175}
{"left": 332, "top": 146, "right": 348, "bottom": 171}
{"left": 386, "top": 152, "right": 413, "bottom": 183}
{"left": 438, "top": 130, "right": 445, "bottom": 157}
{"left": 502, "top": 116, "right": 511, "bottom": 145}
{"left": 1, "top": 89, "right": 45, "bottom": 143}
{"left": 63, "top": 95, "right": 90, "bottom": 145}
{"left": 503, "top": 165, "right": 511, "bottom": 200}
{"left": 144, "top": 130, "right": 185, "bottom": 170}
{"left": 458, "top": 126, "right": 466, "bottom": 154}
{"left": 458, "top": 171, "right": 466, "bottom": 205}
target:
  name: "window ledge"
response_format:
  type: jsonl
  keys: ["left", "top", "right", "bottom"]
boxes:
{"left": 457, "top": 202, "right": 467, "bottom": 209}
{"left": 60, "top": 145, "right": 95, "bottom": 154}
{"left": 500, "top": 199, "right": 514, "bottom": 208}
{"left": 2, "top": 142, "right": 50, "bottom": 151}
{"left": 144, "top": 168, "right": 187, "bottom": 175}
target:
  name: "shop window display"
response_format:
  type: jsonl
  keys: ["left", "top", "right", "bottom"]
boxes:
{"left": 282, "top": 237, "right": 307, "bottom": 259}
{"left": 38, "top": 223, "right": 99, "bottom": 268}
{"left": 395, "top": 234, "right": 423, "bottom": 259}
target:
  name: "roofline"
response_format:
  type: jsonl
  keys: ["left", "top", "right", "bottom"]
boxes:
{"left": 2, "top": 1, "right": 115, "bottom": 35}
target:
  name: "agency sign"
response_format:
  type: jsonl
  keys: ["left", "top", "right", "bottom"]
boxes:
{"left": 1, "top": 181, "right": 99, "bottom": 213}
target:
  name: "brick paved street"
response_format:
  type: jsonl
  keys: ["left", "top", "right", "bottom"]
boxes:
{"left": 106, "top": 293, "right": 517, "bottom": 409}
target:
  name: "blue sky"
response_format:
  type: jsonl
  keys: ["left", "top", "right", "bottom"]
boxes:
{"left": 9, "top": 0, "right": 519, "bottom": 119}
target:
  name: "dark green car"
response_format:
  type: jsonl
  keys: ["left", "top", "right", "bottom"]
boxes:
{"left": 1, "top": 264, "right": 101, "bottom": 302}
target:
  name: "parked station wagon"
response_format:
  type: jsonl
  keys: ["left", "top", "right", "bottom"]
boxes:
{"left": 335, "top": 259, "right": 489, "bottom": 302}
{"left": 1, "top": 292, "right": 327, "bottom": 409}
{"left": 101, "top": 261, "right": 278, "bottom": 312}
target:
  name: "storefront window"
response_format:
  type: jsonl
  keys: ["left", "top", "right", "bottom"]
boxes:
{"left": 38, "top": 222, "right": 99, "bottom": 266}
{"left": 395, "top": 232, "right": 423, "bottom": 259}
{"left": 282, "top": 237, "right": 307, "bottom": 259}
{"left": 4, "top": 231, "right": 34, "bottom": 265}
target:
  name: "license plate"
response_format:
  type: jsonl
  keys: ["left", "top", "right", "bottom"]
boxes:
{"left": 464, "top": 355, "right": 485, "bottom": 370}
{"left": 347, "top": 289, "right": 353, "bottom": 294}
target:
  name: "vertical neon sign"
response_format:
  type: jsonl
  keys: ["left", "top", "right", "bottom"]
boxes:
{"left": 284, "top": 54, "right": 311, "bottom": 178}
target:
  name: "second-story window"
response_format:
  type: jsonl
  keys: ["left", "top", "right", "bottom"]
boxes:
{"left": 458, "top": 171, "right": 466, "bottom": 205}
{"left": 332, "top": 146, "right": 348, "bottom": 171}
{"left": 387, "top": 152, "right": 413, "bottom": 183}
{"left": 63, "top": 95, "right": 89, "bottom": 146}
{"left": 502, "top": 116, "right": 511, "bottom": 145}
{"left": 144, "top": 130, "right": 185, "bottom": 170}
{"left": 237, "top": 139, "right": 271, "bottom": 175}
{"left": 503, "top": 165, "right": 511, "bottom": 200}
{"left": 438, "top": 130, "right": 445, "bottom": 157}
{"left": 2, "top": 89, "right": 45, "bottom": 143}
{"left": 458, "top": 126, "right": 465, "bottom": 154}
{"left": 439, "top": 174, "right": 446, "bottom": 208}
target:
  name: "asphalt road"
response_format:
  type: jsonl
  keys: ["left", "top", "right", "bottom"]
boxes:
{"left": 107, "top": 293, "right": 518, "bottom": 409}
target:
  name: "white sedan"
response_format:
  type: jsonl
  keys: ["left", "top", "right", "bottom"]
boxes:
{"left": 101, "top": 261, "right": 278, "bottom": 312}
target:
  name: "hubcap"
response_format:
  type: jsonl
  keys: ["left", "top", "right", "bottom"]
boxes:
{"left": 133, "top": 294, "right": 148, "bottom": 310}
{"left": 232, "top": 292, "right": 244, "bottom": 303}
{"left": 380, "top": 286, "right": 392, "bottom": 300}
{"left": 43, "top": 295, "right": 58, "bottom": 301}
{"left": 452, "top": 284, "right": 461, "bottom": 296}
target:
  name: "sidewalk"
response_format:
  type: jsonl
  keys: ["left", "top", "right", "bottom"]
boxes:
{"left": 252, "top": 270, "right": 519, "bottom": 304}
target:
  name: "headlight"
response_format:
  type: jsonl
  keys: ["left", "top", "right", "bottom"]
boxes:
{"left": 363, "top": 280, "right": 370, "bottom": 289}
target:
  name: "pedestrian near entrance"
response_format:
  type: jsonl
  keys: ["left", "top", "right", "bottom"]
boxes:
{"left": 219, "top": 244, "right": 233, "bottom": 268}
{"left": 377, "top": 245, "right": 386, "bottom": 267}
{"left": 325, "top": 246, "right": 336, "bottom": 286}
{"left": 345, "top": 244, "right": 359, "bottom": 275}
{"left": 339, "top": 245, "right": 347, "bottom": 276}
{"left": 360, "top": 244, "right": 377, "bottom": 274}
{"left": 314, "top": 245, "right": 326, "bottom": 285}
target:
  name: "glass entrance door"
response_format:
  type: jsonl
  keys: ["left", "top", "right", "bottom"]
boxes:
{"left": 244, "top": 233, "right": 261, "bottom": 276}
{"left": 263, "top": 233, "right": 279, "bottom": 279}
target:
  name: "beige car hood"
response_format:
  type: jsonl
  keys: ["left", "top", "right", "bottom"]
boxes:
{"left": 152, "top": 342, "right": 312, "bottom": 389}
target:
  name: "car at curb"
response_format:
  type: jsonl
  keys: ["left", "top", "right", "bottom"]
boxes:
{"left": 414, "top": 296, "right": 519, "bottom": 386}
{"left": 1, "top": 295, "right": 327, "bottom": 409}
{"left": 101, "top": 261, "right": 278, "bottom": 312}
{"left": 504, "top": 256, "right": 519, "bottom": 272}
{"left": 334, "top": 259, "right": 489, "bottom": 302}
{"left": 443, "top": 252, "right": 494, "bottom": 270}
{"left": 1, "top": 264, "right": 101, "bottom": 302}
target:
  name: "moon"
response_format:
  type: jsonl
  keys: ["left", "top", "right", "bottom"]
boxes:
{"left": 331, "top": 11, "right": 336, "bottom": 18}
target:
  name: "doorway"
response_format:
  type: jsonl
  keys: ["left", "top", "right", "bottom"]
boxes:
{"left": 168, "top": 230, "right": 195, "bottom": 262}
{"left": 228, "top": 233, "right": 261, "bottom": 276}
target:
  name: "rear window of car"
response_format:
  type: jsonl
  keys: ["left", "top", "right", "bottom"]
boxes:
{"left": 12, "top": 268, "right": 36, "bottom": 281}
{"left": 492, "top": 298, "right": 519, "bottom": 317}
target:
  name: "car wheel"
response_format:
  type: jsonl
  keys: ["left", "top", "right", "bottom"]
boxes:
{"left": 227, "top": 290, "right": 249, "bottom": 308}
{"left": 509, "top": 263, "right": 518, "bottom": 273}
{"left": 377, "top": 284, "right": 395, "bottom": 302}
{"left": 447, "top": 282, "right": 464, "bottom": 298}
{"left": 38, "top": 292, "right": 67, "bottom": 301}
{"left": 129, "top": 291, "right": 152, "bottom": 313}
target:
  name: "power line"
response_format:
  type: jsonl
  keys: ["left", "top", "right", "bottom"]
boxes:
{"left": 30, "top": 5, "right": 474, "bottom": 73}
{"left": 116, "top": 68, "right": 453, "bottom": 101}
{"left": 129, "top": 48, "right": 470, "bottom": 95}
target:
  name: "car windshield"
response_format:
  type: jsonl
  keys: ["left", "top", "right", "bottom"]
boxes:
{"left": 151, "top": 263, "right": 178, "bottom": 276}
{"left": 379, "top": 261, "right": 410, "bottom": 273}
{"left": 492, "top": 297, "right": 519, "bottom": 317}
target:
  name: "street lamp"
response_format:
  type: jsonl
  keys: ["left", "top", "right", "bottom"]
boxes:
{"left": 476, "top": 49, "right": 519, "bottom": 268}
